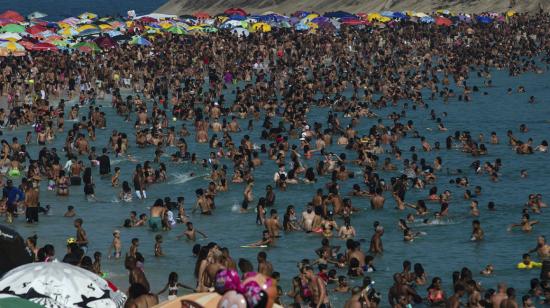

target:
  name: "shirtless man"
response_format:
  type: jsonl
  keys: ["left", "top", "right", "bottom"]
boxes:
{"left": 126, "top": 256, "right": 150, "bottom": 293}
{"left": 193, "top": 189, "right": 211, "bottom": 215}
{"left": 369, "top": 225, "right": 384, "bottom": 254}
{"left": 205, "top": 249, "right": 225, "bottom": 288}
{"left": 265, "top": 209, "right": 281, "bottom": 239}
{"left": 388, "top": 273, "right": 421, "bottom": 307}
{"left": 370, "top": 188, "right": 385, "bottom": 209}
{"left": 491, "top": 283, "right": 508, "bottom": 308}
{"left": 304, "top": 265, "right": 330, "bottom": 308}
{"left": 499, "top": 288, "right": 518, "bottom": 308}
{"left": 508, "top": 213, "right": 538, "bottom": 232}
{"left": 257, "top": 251, "right": 273, "bottom": 276}
{"left": 302, "top": 205, "right": 315, "bottom": 232}
{"left": 177, "top": 222, "right": 207, "bottom": 241}
{"left": 446, "top": 283, "right": 465, "bottom": 308}
{"left": 241, "top": 180, "right": 254, "bottom": 212}
{"left": 344, "top": 287, "right": 363, "bottom": 308}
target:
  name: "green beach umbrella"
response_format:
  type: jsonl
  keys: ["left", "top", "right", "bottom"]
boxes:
{"left": 72, "top": 41, "right": 100, "bottom": 52}
{"left": 166, "top": 26, "right": 186, "bottom": 35}
{"left": 0, "top": 296, "right": 43, "bottom": 308}
{"left": 0, "top": 24, "right": 26, "bottom": 33}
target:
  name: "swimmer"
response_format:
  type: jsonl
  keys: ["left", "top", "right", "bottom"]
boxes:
{"left": 107, "top": 230, "right": 122, "bottom": 259}
{"left": 508, "top": 213, "right": 538, "bottom": 232}
{"left": 63, "top": 206, "right": 76, "bottom": 217}
{"left": 470, "top": 220, "right": 484, "bottom": 241}
{"left": 480, "top": 264, "right": 494, "bottom": 276}
{"left": 176, "top": 222, "right": 207, "bottom": 241}
{"left": 246, "top": 230, "right": 273, "bottom": 247}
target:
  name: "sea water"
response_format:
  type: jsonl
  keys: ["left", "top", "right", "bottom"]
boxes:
{"left": 4, "top": 65, "right": 550, "bottom": 307}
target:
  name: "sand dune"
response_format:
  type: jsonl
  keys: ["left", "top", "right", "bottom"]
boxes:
{"left": 156, "top": 0, "right": 547, "bottom": 15}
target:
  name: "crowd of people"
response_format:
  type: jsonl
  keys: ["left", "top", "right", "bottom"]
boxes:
{"left": 1, "top": 8, "right": 550, "bottom": 308}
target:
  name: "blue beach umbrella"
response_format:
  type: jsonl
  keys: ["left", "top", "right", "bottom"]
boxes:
{"left": 476, "top": 16, "right": 493, "bottom": 24}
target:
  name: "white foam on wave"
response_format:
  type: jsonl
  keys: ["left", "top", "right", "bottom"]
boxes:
{"left": 169, "top": 172, "right": 202, "bottom": 185}
{"left": 231, "top": 201, "right": 241, "bottom": 212}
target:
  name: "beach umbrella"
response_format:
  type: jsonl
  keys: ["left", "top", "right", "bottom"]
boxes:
{"left": 0, "top": 262, "right": 126, "bottom": 307}
{"left": 95, "top": 36, "right": 118, "bottom": 49}
{"left": 0, "top": 11, "right": 24, "bottom": 22}
{"left": 0, "top": 294, "right": 42, "bottom": 308}
{"left": 221, "top": 20, "right": 243, "bottom": 29}
{"left": 295, "top": 23, "right": 309, "bottom": 31}
{"left": 367, "top": 13, "right": 383, "bottom": 22}
{"left": 506, "top": 10, "right": 516, "bottom": 17}
{"left": 436, "top": 9, "right": 451, "bottom": 16}
{"left": 0, "top": 24, "right": 25, "bottom": 33}
{"left": 166, "top": 26, "right": 186, "bottom": 34}
{"left": 0, "top": 225, "right": 33, "bottom": 275}
{"left": 98, "top": 24, "right": 114, "bottom": 31}
{"left": 78, "top": 12, "right": 98, "bottom": 20}
{"left": 224, "top": 8, "right": 247, "bottom": 16}
{"left": 0, "top": 41, "right": 25, "bottom": 52}
{"left": 0, "top": 32, "right": 22, "bottom": 41}
{"left": 31, "top": 42, "right": 58, "bottom": 51}
{"left": 106, "top": 30, "right": 124, "bottom": 37}
{"left": 392, "top": 12, "right": 408, "bottom": 19}
{"left": 18, "top": 40, "right": 35, "bottom": 50}
{"left": 342, "top": 19, "right": 368, "bottom": 26}
{"left": 27, "top": 12, "right": 47, "bottom": 20}
{"left": 137, "top": 16, "right": 157, "bottom": 24}
{"left": 77, "top": 24, "right": 98, "bottom": 32}
{"left": 476, "top": 16, "right": 493, "bottom": 24}
{"left": 231, "top": 27, "right": 250, "bottom": 37}
{"left": 420, "top": 16, "right": 435, "bottom": 23}
{"left": 58, "top": 27, "right": 78, "bottom": 37}
{"left": 72, "top": 41, "right": 100, "bottom": 52}
{"left": 77, "top": 28, "right": 101, "bottom": 37}
{"left": 435, "top": 16, "right": 453, "bottom": 26}
{"left": 193, "top": 12, "right": 210, "bottom": 19}
{"left": 26, "top": 25, "right": 47, "bottom": 35}
{"left": 323, "top": 11, "right": 355, "bottom": 19}
{"left": 251, "top": 22, "right": 271, "bottom": 32}
{"left": 381, "top": 11, "right": 394, "bottom": 18}
{"left": 130, "top": 35, "right": 152, "bottom": 46}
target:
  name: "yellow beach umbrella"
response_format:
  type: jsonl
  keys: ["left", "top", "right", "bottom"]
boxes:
{"left": 367, "top": 13, "right": 383, "bottom": 22}
{"left": 0, "top": 41, "right": 25, "bottom": 52}
{"left": 306, "top": 22, "right": 318, "bottom": 29}
{"left": 79, "top": 12, "right": 97, "bottom": 20}
{"left": 158, "top": 21, "right": 172, "bottom": 29}
{"left": 58, "top": 27, "right": 78, "bottom": 37}
{"left": 98, "top": 24, "right": 113, "bottom": 30}
{"left": 252, "top": 22, "right": 271, "bottom": 32}
{"left": 77, "top": 24, "right": 97, "bottom": 32}
{"left": 506, "top": 10, "right": 516, "bottom": 17}
{"left": 305, "top": 13, "right": 319, "bottom": 20}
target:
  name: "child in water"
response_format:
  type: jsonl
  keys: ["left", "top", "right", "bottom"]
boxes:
{"left": 157, "top": 272, "right": 194, "bottom": 300}
{"left": 154, "top": 234, "right": 164, "bottom": 257}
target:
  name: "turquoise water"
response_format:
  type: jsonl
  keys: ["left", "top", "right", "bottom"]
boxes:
{"left": 5, "top": 65, "right": 550, "bottom": 307}
{"left": 0, "top": 0, "right": 167, "bottom": 20}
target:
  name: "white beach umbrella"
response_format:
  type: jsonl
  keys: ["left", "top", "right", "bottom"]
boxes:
{"left": 0, "top": 262, "right": 126, "bottom": 308}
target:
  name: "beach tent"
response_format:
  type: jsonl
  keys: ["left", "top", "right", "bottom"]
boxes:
{"left": 0, "top": 262, "right": 126, "bottom": 307}
{"left": 435, "top": 16, "right": 453, "bottom": 26}
{"left": 225, "top": 8, "right": 247, "bottom": 16}
{"left": 0, "top": 24, "right": 25, "bottom": 33}
{"left": 27, "top": 12, "right": 47, "bottom": 20}
{"left": 0, "top": 11, "right": 24, "bottom": 22}
{"left": 0, "top": 225, "right": 33, "bottom": 275}
{"left": 31, "top": 42, "right": 58, "bottom": 51}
